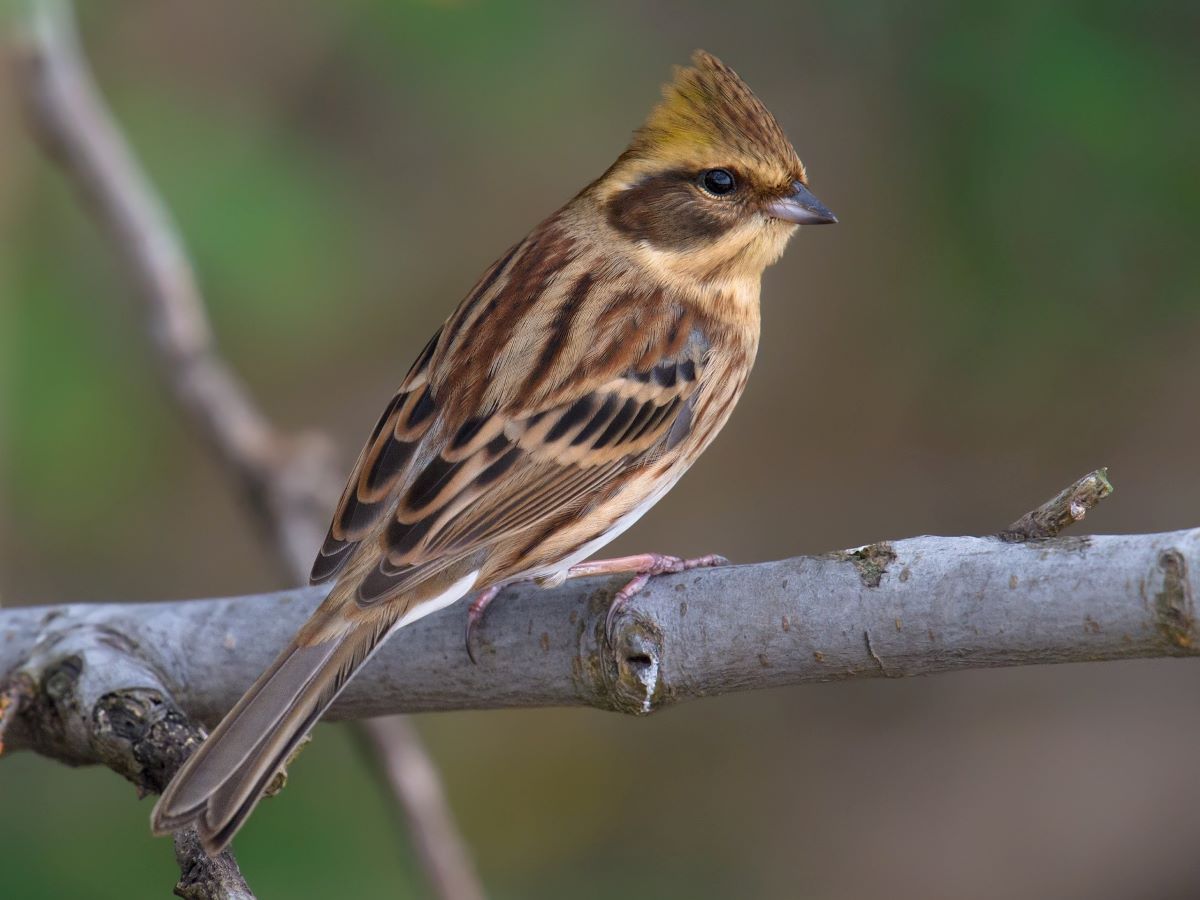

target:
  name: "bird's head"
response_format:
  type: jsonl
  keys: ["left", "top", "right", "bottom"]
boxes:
{"left": 591, "top": 51, "right": 835, "bottom": 289}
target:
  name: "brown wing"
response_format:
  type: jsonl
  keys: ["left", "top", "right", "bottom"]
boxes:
{"left": 311, "top": 321, "right": 709, "bottom": 607}
{"left": 308, "top": 327, "right": 442, "bottom": 584}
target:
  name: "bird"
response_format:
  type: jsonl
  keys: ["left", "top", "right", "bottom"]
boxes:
{"left": 152, "top": 49, "right": 836, "bottom": 855}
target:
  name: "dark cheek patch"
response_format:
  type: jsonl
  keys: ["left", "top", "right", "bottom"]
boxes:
{"left": 606, "top": 170, "right": 736, "bottom": 250}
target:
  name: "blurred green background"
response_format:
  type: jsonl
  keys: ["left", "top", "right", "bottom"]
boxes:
{"left": 2, "top": 0, "right": 1199, "bottom": 897}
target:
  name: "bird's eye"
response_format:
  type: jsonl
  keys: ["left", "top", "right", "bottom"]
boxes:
{"left": 699, "top": 168, "right": 736, "bottom": 196}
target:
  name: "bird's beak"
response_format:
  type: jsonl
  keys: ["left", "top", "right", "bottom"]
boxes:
{"left": 766, "top": 181, "right": 838, "bottom": 225}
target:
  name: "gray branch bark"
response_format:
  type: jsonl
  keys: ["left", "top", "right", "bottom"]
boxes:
{"left": 5, "top": 619, "right": 255, "bottom": 897}
{"left": 3, "top": 529, "right": 1197, "bottom": 742}
{"left": 1002, "top": 469, "right": 1114, "bottom": 542}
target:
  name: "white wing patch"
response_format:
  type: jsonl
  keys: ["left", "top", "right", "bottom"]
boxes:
{"left": 396, "top": 570, "right": 481, "bottom": 628}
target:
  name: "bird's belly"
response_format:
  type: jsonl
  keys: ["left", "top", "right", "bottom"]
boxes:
{"left": 521, "top": 469, "right": 686, "bottom": 586}
{"left": 518, "top": 366, "right": 750, "bottom": 586}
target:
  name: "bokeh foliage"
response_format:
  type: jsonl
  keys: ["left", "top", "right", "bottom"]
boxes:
{"left": 2, "top": 1, "right": 1198, "bottom": 897}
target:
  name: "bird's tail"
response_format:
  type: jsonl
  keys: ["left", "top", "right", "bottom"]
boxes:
{"left": 150, "top": 609, "right": 397, "bottom": 855}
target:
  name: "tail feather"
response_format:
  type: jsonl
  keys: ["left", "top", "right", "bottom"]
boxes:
{"left": 151, "top": 614, "right": 395, "bottom": 854}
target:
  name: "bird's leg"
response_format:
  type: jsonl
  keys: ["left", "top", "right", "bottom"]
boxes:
{"left": 463, "top": 553, "right": 729, "bottom": 662}
{"left": 463, "top": 584, "right": 502, "bottom": 665}
{"left": 566, "top": 553, "right": 730, "bottom": 645}
{"left": 463, "top": 575, "right": 561, "bottom": 664}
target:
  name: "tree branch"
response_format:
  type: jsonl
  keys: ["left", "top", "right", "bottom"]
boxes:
{"left": 354, "top": 717, "right": 484, "bottom": 900}
{"left": 12, "top": 1, "right": 480, "bottom": 897}
{"left": 1, "top": 618, "right": 255, "bottom": 898}
{"left": 14, "top": 0, "right": 336, "bottom": 573}
{"left": 1002, "top": 468, "right": 1114, "bottom": 542}
{"left": 3, "top": 528, "right": 1197, "bottom": 736}
{"left": 9, "top": 1, "right": 1197, "bottom": 892}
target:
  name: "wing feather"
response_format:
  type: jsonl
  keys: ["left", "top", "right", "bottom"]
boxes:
{"left": 309, "top": 329, "right": 442, "bottom": 584}
{"left": 311, "top": 229, "right": 714, "bottom": 611}
{"left": 348, "top": 325, "right": 709, "bottom": 606}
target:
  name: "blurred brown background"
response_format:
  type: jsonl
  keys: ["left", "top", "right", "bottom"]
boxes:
{"left": 2, "top": 1, "right": 1199, "bottom": 897}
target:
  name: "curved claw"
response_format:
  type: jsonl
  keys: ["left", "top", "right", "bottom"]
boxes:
{"left": 464, "top": 618, "right": 479, "bottom": 666}
{"left": 464, "top": 585, "right": 501, "bottom": 665}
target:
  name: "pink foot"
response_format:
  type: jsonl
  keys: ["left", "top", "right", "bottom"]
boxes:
{"left": 464, "top": 553, "right": 730, "bottom": 661}
{"left": 567, "top": 553, "right": 730, "bottom": 645}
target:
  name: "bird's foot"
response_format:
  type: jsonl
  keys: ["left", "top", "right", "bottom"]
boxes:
{"left": 464, "top": 553, "right": 729, "bottom": 661}
{"left": 566, "top": 553, "right": 730, "bottom": 645}
{"left": 463, "top": 583, "right": 502, "bottom": 665}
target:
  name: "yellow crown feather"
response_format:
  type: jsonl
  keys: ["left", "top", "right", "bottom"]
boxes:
{"left": 627, "top": 51, "right": 803, "bottom": 182}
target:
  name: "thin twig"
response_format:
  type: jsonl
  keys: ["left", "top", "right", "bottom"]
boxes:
{"left": 1000, "top": 468, "right": 1114, "bottom": 542}
{"left": 357, "top": 718, "right": 485, "bottom": 900}
{"left": 14, "top": 0, "right": 335, "bottom": 572}
{"left": 13, "top": 2, "right": 482, "bottom": 897}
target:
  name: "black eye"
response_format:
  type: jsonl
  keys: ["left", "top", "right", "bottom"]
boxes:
{"left": 700, "top": 168, "right": 736, "bottom": 196}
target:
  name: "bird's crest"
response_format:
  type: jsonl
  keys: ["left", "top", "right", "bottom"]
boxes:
{"left": 627, "top": 50, "right": 803, "bottom": 182}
